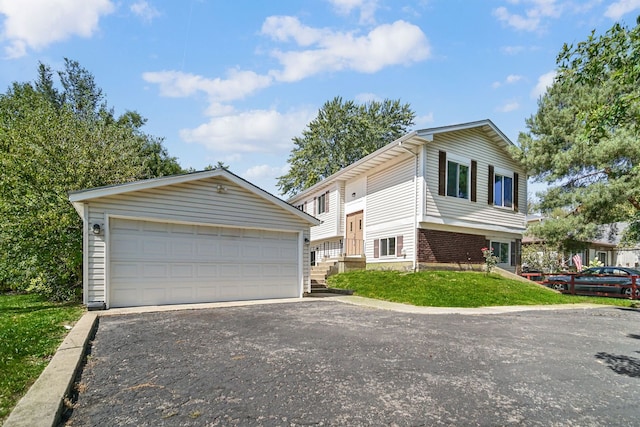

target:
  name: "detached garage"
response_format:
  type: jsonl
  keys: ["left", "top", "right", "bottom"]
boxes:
{"left": 69, "top": 169, "right": 320, "bottom": 309}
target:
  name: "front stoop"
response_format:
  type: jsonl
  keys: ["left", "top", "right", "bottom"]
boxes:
{"left": 310, "top": 260, "right": 338, "bottom": 292}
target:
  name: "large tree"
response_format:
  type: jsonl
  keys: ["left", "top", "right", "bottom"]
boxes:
{"left": 0, "top": 59, "right": 182, "bottom": 300}
{"left": 515, "top": 20, "right": 640, "bottom": 248}
{"left": 277, "top": 97, "right": 415, "bottom": 197}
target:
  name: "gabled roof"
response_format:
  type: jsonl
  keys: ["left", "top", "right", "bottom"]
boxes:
{"left": 69, "top": 168, "right": 320, "bottom": 226}
{"left": 289, "top": 119, "right": 517, "bottom": 202}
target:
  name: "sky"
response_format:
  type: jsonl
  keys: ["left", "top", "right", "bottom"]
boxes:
{"left": 1, "top": 0, "right": 639, "bottom": 197}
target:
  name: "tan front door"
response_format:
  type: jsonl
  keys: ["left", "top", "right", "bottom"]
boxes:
{"left": 346, "top": 211, "right": 363, "bottom": 255}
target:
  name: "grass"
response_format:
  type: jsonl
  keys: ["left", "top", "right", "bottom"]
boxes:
{"left": 327, "top": 270, "right": 638, "bottom": 308}
{"left": 0, "top": 293, "right": 84, "bottom": 422}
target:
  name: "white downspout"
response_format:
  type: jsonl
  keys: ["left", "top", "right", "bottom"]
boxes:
{"left": 399, "top": 142, "right": 419, "bottom": 272}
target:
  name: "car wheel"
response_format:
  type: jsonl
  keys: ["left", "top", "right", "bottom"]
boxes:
{"left": 622, "top": 287, "right": 640, "bottom": 298}
{"left": 551, "top": 283, "right": 567, "bottom": 291}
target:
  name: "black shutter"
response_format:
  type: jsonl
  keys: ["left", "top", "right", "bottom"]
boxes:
{"left": 438, "top": 151, "right": 446, "bottom": 196}
{"left": 488, "top": 165, "right": 494, "bottom": 205}
{"left": 513, "top": 172, "right": 519, "bottom": 212}
{"left": 471, "top": 160, "right": 477, "bottom": 202}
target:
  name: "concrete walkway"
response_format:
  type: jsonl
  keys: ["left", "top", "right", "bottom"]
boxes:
{"left": 2, "top": 295, "right": 608, "bottom": 427}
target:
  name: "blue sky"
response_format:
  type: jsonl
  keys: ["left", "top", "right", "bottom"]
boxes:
{"left": 1, "top": 0, "right": 639, "bottom": 197}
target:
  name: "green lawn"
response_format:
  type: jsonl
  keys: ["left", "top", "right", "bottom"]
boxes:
{"left": 327, "top": 270, "right": 637, "bottom": 308}
{"left": 0, "top": 293, "right": 84, "bottom": 422}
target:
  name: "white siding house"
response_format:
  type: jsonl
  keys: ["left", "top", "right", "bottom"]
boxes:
{"left": 289, "top": 120, "right": 527, "bottom": 273}
{"left": 69, "top": 169, "right": 319, "bottom": 309}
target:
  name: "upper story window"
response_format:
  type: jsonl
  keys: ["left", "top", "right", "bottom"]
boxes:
{"left": 296, "top": 203, "right": 305, "bottom": 212}
{"left": 488, "top": 165, "right": 519, "bottom": 212}
{"left": 439, "top": 151, "right": 477, "bottom": 202}
{"left": 316, "top": 191, "right": 329, "bottom": 214}
{"left": 447, "top": 160, "right": 469, "bottom": 199}
{"left": 494, "top": 174, "right": 513, "bottom": 208}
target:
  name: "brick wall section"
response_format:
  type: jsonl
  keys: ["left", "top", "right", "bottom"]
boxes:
{"left": 417, "top": 229, "right": 486, "bottom": 263}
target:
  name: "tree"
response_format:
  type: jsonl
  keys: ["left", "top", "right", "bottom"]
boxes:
{"left": 277, "top": 97, "right": 415, "bottom": 196}
{"left": 515, "top": 20, "right": 640, "bottom": 246}
{"left": 0, "top": 60, "right": 182, "bottom": 300}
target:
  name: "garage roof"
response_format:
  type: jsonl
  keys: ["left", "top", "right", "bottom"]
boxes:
{"left": 69, "top": 168, "right": 320, "bottom": 226}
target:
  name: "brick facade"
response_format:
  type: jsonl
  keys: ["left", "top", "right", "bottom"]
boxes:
{"left": 417, "top": 229, "right": 487, "bottom": 264}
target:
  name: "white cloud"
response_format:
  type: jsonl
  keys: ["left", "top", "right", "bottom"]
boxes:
{"left": 264, "top": 18, "right": 431, "bottom": 82}
{"left": 0, "top": 0, "right": 114, "bottom": 58}
{"left": 415, "top": 112, "right": 435, "bottom": 128}
{"left": 131, "top": 0, "right": 160, "bottom": 23}
{"left": 501, "top": 45, "right": 525, "bottom": 55}
{"left": 142, "top": 69, "right": 273, "bottom": 103}
{"left": 493, "top": 0, "right": 562, "bottom": 32}
{"left": 531, "top": 70, "right": 556, "bottom": 99}
{"left": 328, "top": 0, "right": 379, "bottom": 24}
{"left": 179, "top": 108, "right": 314, "bottom": 154}
{"left": 243, "top": 164, "right": 289, "bottom": 182}
{"left": 605, "top": 0, "right": 640, "bottom": 19}
{"left": 354, "top": 92, "right": 381, "bottom": 103}
{"left": 492, "top": 74, "right": 524, "bottom": 88}
{"left": 497, "top": 100, "right": 520, "bottom": 112}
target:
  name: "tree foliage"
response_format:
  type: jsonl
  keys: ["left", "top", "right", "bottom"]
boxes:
{"left": 0, "top": 59, "right": 182, "bottom": 300}
{"left": 515, "top": 20, "right": 640, "bottom": 246}
{"left": 277, "top": 96, "right": 415, "bottom": 196}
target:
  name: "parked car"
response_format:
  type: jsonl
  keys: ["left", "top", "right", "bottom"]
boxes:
{"left": 544, "top": 266, "right": 640, "bottom": 297}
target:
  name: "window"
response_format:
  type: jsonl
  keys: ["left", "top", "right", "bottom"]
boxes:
{"left": 380, "top": 237, "right": 396, "bottom": 257}
{"left": 494, "top": 174, "right": 513, "bottom": 208}
{"left": 296, "top": 204, "right": 305, "bottom": 212}
{"left": 446, "top": 160, "right": 469, "bottom": 199}
{"left": 597, "top": 251, "right": 607, "bottom": 264}
{"left": 317, "top": 193, "right": 326, "bottom": 214}
{"left": 491, "top": 241, "right": 509, "bottom": 264}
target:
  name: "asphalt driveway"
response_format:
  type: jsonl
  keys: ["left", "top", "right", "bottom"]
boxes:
{"left": 64, "top": 301, "right": 640, "bottom": 426}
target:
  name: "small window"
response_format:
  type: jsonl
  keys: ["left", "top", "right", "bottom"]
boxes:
{"left": 296, "top": 204, "right": 305, "bottom": 212}
{"left": 596, "top": 251, "right": 607, "bottom": 264}
{"left": 380, "top": 237, "right": 396, "bottom": 257}
{"left": 494, "top": 174, "right": 513, "bottom": 208}
{"left": 491, "top": 241, "right": 509, "bottom": 264}
{"left": 317, "top": 193, "right": 326, "bottom": 214}
{"left": 447, "top": 160, "right": 469, "bottom": 199}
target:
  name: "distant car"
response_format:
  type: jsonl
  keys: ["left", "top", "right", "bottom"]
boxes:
{"left": 544, "top": 266, "right": 640, "bottom": 297}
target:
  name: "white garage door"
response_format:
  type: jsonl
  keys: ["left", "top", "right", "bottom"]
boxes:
{"left": 109, "top": 218, "right": 299, "bottom": 307}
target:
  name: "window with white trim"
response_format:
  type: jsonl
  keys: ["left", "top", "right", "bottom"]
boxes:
{"left": 596, "top": 251, "right": 607, "bottom": 264}
{"left": 491, "top": 241, "right": 510, "bottom": 264}
{"left": 494, "top": 173, "right": 513, "bottom": 208}
{"left": 317, "top": 193, "right": 326, "bottom": 214}
{"left": 447, "top": 160, "right": 469, "bottom": 199}
{"left": 380, "top": 237, "right": 396, "bottom": 257}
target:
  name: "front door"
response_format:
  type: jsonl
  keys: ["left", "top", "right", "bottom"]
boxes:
{"left": 346, "top": 211, "right": 363, "bottom": 255}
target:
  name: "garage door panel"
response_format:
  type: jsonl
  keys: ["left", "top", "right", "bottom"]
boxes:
{"left": 109, "top": 218, "right": 299, "bottom": 308}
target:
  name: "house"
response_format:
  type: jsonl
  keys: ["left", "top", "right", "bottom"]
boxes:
{"left": 288, "top": 119, "right": 527, "bottom": 275}
{"left": 69, "top": 169, "right": 320, "bottom": 309}
{"left": 524, "top": 218, "right": 640, "bottom": 270}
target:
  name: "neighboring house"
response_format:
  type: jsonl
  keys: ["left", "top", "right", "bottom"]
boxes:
{"left": 524, "top": 218, "right": 636, "bottom": 269}
{"left": 288, "top": 119, "right": 527, "bottom": 273}
{"left": 69, "top": 169, "right": 320, "bottom": 309}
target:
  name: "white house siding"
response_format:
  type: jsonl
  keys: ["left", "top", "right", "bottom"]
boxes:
{"left": 85, "top": 177, "right": 312, "bottom": 303}
{"left": 87, "top": 210, "right": 106, "bottom": 303}
{"left": 365, "top": 157, "right": 416, "bottom": 263}
{"left": 424, "top": 129, "right": 526, "bottom": 233}
{"left": 309, "top": 185, "right": 340, "bottom": 241}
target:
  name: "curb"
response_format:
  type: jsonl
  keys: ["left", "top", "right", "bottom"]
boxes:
{"left": 3, "top": 311, "right": 98, "bottom": 427}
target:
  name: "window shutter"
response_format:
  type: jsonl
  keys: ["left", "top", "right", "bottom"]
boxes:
{"left": 438, "top": 151, "right": 446, "bottom": 196}
{"left": 471, "top": 160, "right": 477, "bottom": 202}
{"left": 373, "top": 239, "right": 379, "bottom": 258}
{"left": 304, "top": 201, "right": 307, "bottom": 212}
{"left": 325, "top": 191, "right": 330, "bottom": 212}
{"left": 313, "top": 197, "right": 317, "bottom": 215}
{"left": 396, "top": 235, "right": 404, "bottom": 257}
{"left": 510, "top": 241, "right": 516, "bottom": 266}
{"left": 513, "top": 172, "right": 519, "bottom": 212}
{"left": 488, "top": 165, "right": 494, "bottom": 205}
